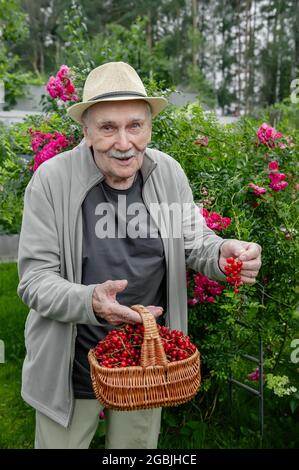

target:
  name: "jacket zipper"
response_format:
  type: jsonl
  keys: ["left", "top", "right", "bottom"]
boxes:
{"left": 68, "top": 167, "right": 168, "bottom": 419}
{"left": 142, "top": 180, "right": 169, "bottom": 321}
{"left": 69, "top": 175, "right": 104, "bottom": 420}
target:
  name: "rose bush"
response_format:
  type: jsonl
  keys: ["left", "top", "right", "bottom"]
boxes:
{"left": 155, "top": 101, "right": 298, "bottom": 431}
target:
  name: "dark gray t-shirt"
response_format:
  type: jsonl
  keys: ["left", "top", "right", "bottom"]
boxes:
{"left": 72, "top": 170, "right": 167, "bottom": 398}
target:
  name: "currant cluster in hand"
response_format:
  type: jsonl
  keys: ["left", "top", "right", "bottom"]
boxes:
{"left": 224, "top": 257, "right": 243, "bottom": 293}
{"left": 93, "top": 323, "right": 197, "bottom": 368}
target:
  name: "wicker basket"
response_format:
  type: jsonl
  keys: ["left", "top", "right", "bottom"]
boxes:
{"left": 88, "top": 304, "right": 201, "bottom": 411}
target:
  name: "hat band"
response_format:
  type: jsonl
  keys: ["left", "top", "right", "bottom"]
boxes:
{"left": 88, "top": 91, "right": 147, "bottom": 101}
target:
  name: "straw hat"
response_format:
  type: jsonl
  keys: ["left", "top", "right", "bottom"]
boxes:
{"left": 67, "top": 62, "right": 168, "bottom": 124}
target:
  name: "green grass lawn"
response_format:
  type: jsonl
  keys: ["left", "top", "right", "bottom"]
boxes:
{"left": 0, "top": 262, "right": 106, "bottom": 449}
{"left": 0, "top": 262, "right": 35, "bottom": 448}
{"left": 0, "top": 263, "right": 298, "bottom": 449}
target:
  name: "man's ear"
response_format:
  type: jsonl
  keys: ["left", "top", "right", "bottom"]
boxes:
{"left": 83, "top": 126, "right": 91, "bottom": 146}
{"left": 147, "top": 126, "right": 152, "bottom": 146}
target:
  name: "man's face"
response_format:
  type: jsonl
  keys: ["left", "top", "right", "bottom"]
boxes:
{"left": 83, "top": 100, "right": 152, "bottom": 185}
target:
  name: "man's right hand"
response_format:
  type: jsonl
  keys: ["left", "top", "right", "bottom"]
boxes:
{"left": 92, "top": 279, "right": 163, "bottom": 326}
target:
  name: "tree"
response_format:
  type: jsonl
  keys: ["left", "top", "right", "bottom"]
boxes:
{"left": 0, "top": 0, "right": 30, "bottom": 108}
{"left": 258, "top": 0, "right": 297, "bottom": 107}
{"left": 6, "top": 0, "right": 299, "bottom": 113}
{"left": 20, "top": 0, "right": 68, "bottom": 75}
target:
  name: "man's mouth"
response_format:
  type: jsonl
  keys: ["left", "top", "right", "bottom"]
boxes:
{"left": 113, "top": 156, "right": 133, "bottom": 160}
{"left": 112, "top": 155, "right": 136, "bottom": 165}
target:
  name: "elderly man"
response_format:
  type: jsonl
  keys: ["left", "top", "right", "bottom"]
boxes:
{"left": 17, "top": 62, "right": 261, "bottom": 449}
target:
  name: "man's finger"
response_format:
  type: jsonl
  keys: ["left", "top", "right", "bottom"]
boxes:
{"left": 110, "top": 303, "right": 142, "bottom": 324}
{"left": 105, "top": 279, "right": 128, "bottom": 294}
{"left": 241, "top": 275, "right": 257, "bottom": 285}
{"left": 240, "top": 259, "right": 262, "bottom": 271}
{"left": 241, "top": 270, "right": 259, "bottom": 279}
{"left": 146, "top": 306, "right": 164, "bottom": 318}
{"left": 239, "top": 243, "right": 261, "bottom": 261}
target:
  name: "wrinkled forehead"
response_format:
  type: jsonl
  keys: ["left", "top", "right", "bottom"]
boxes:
{"left": 85, "top": 99, "right": 151, "bottom": 124}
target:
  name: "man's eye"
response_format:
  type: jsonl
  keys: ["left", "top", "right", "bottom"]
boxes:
{"left": 131, "top": 122, "right": 141, "bottom": 129}
{"left": 102, "top": 125, "right": 113, "bottom": 131}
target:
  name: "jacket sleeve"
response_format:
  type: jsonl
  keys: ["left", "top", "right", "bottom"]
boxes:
{"left": 174, "top": 162, "right": 228, "bottom": 281}
{"left": 17, "top": 176, "right": 100, "bottom": 325}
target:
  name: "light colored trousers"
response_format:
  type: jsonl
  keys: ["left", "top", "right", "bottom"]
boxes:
{"left": 35, "top": 399, "right": 162, "bottom": 449}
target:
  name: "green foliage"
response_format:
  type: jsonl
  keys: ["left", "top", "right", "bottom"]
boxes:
{"left": 187, "top": 65, "right": 217, "bottom": 109}
{"left": 0, "top": 123, "right": 32, "bottom": 233}
{"left": 0, "top": 63, "right": 38, "bottom": 109}
{"left": 0, "top": 62, "right": 298, "bottom": 446}
{"left": 0, "top": 0, "right": 29, "bottom": 44}
{"left": 159, "top": 386, "right": 299, "bottom": 448}
{"left": 2, "top": 0, "right": 298, "bottom": 113}
{"left": 0, "top": 103, "right": 87, "bottom": 233}
{"left": 259, "top": 99, "right": 299, "bottom": 134}
{"left": 90, "top": 19, "right": 170, "bottom": 80}
{"left": 59, "top": 0, "right": 90, "bottom": 69}
{"left": 150, "top": 97, "right": 299, "bottom": 429}
{"left": 0, "top": 0, "right": 30, "bottom": 108}
{"left": 265, "top": 374, "right": 297, "bottom": 397}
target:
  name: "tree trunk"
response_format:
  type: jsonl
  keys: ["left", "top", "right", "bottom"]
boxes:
{"left": 244, "top": 0, "right": 252, "bottom": 114}
{"left": 39, "top": 37, "right": 44, "bottom": 75}
{"left": 192, "top": 0, "right": 198, "bottom": 67}
{"left": 146, "top": 9, "right": 153, "bottom": 50}
{"left": 272, "top": 1, "right": 279, "bottom": 104}
{"left": 199, "top": 0, "right": 205, "bottom": 69}
{"left": 249, "top": 0, "right": 257, "bottom": 114}
{"left": 221, "top": 13, "right": 225, "bottom": 115}
{"left": 237, "top": 0, "right": 243, "bottom": 114}
{"left": 294, "top": 0, "right": 299, "bottom": 72}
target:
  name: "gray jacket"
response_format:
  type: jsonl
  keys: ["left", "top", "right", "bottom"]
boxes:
{"left": 17, "top": 139, "right": 227, "bottom": 427}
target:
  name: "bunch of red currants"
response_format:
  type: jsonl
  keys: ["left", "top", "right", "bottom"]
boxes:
{"left": 93, "top": 323, "right": 197, "bottom": 368}
{"left": 224, "top": 257, "right": 243, "bottom": 293}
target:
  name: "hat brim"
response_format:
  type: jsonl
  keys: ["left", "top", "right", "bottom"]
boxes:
{"left": 67, "top": 96, "right": 168, "bottom": 125}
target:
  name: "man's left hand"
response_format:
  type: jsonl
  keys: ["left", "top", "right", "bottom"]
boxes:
{"left": 219, "top": 240, "right": 262, "bottom": 285}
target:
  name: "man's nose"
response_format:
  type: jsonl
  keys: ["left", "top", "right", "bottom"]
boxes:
{"left": 114, "top": 129, "right": 132, "bottom": 151}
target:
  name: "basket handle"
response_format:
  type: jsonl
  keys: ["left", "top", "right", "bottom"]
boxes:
{"left": 131, "top": 304, "right": 168, "bottom": 367}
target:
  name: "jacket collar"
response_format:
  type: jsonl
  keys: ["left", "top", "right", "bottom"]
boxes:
{"left": 76, "top": 138, "right": 157, "bottom": 188}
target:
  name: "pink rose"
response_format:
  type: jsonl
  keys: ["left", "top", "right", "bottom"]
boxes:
{"left": 268, "top": 161, "right": 279, "bottom": 171}
{"left": 248, "top": 368, "right": 260, "bottom": 381}
{"left": 249, "top": 183, "right": 267, "bottom": 196}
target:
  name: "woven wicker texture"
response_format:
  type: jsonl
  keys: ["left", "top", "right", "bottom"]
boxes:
{"left": 88, "top": 304, "right": 201, "bottom": 411}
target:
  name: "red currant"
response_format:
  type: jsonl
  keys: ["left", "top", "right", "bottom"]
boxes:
{"left": 94, "top": 321, "right": 197, "bottom": 367}
{"left": 224, "top": 257, "right": 243, "bottom": 293}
